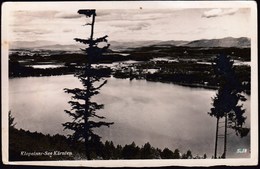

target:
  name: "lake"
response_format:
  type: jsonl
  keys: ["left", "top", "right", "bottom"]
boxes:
{"left": 9, "top": 75, "right": 251, "bottom": 158}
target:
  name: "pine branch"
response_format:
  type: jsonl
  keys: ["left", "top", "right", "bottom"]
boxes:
{"left": 74, "top": 36, "right": 108, "bottom": 46}
{"left": 89, "top": 76, "right": 103, "bottom": 83}
{"left": 89, "top": 102, "right": 104, "bottom": 110}
{"left": 89, "top": 132, "right": 101, "bottom": 140}
{"left": 78, "top": 9, "right": 96, "bottom": 17}
{"left": 62, "top": 121, "right": 84, "bottom": 131}
{"left": 93, "top": 80, "right": 107, "bottom": 90}
{"left": 102, "top": 44, "right": 110, "bottom": 50}
{"left": 83, "top": 23, "right": 92, "bottom": 26}
{"left": 64, "top": 110, "right": 81, "bottom": 120}
{"left": 95, "top": 35, "right": 108, "bottom": 43}
{"left": 64, "top": 88, "right": 86, "bottom": 95}
{"left": 230, "top": 125, "right": 250, "bottom": 138}
{"left": 65, "top": 87, "right": 100, "bottom": 100}
{"left": 68, "top": 101, "right": 85, "bottom": 110}
{"left": 70, "top": 129, "right": 85, "bottom": 142}
{"left": 89, "top": 121, "right": 114, "bottom": 128}
{"left": 91, "top": 113, "right": 105, "bottom": 119}
{"left": 74, "top": 38, "right": 93, "bottom": 45}
{"left": 77, "top": 68, "right": 106, "bottom": 79}
{"left": 80, "top": 48, "right": 88, "bottom": 53}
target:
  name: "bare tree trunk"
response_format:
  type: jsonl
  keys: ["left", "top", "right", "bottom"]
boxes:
{"left": 214, "top": 117, "right": 219, "bottom": 159}
{"left": 90, "top": 13, "right": 95, "bottom": 40}
{"left": 223, "top": 113, "right": 228, "bottom": 158}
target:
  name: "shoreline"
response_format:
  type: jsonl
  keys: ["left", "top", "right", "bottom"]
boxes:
{"left": 8, "top": 73, "right": 251, "bottom": 95}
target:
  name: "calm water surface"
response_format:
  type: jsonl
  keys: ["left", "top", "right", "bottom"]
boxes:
{"left": 9, "top": 75, "right": 251, "bottom": 158}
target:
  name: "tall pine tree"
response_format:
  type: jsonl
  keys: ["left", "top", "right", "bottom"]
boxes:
{"left": 209, "top": 54, "right": 249, "bottom": 158}
{"left": 63, "top": 9, "right": 113, "bottom": 160}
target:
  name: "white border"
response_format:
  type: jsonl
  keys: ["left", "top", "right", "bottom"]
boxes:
{"left": 1, "top": 1, "right": 258, "bottom": 167}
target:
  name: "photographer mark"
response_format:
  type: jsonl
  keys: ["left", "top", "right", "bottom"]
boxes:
{"left": 20, "top": 151, "right": 73, "bottom": 157}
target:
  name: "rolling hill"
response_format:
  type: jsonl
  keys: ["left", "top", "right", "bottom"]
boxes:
{"left": 183, "top": 37, "right": 250, "bottom": 48}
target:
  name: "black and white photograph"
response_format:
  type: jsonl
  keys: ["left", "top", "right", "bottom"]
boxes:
{"left": 1, "top": 1, "right": 258, "bottom": 167}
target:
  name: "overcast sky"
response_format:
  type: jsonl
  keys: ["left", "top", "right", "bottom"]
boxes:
{"left": 4, "top": 2, "right": 251, "bottom": 44}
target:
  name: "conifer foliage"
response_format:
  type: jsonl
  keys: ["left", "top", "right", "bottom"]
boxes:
{"left": 63, "top": 9, "right": 113, "bottom": 159}
{"left": 209, "top": 54, "right": 249, "bottom": 158}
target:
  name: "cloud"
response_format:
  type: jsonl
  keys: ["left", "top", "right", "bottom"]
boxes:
{"left": 55, "top": 12, "right": 83, "bottom": 19}
{"left": 111, "top": 22, "right": 150, "bottom": 31}
{"left": 13, "top": 28, "right": 52, "bottom": 35}
{"left": 96, "top": 9, "right": 177, "bottom": 23}
{"left": 128, "top": 22, "right": 150, "bottom": 31}
{"left": 63, "top": 29, "right": 73, "bottom": 33}
{"left": 14, "top": 10, "right": 55, "bottom": 16}
{"left": 96, "top": 11, "right": 111, "bottom": 17}
{"left": 110, "top": 22, "right": 132, "bottom": 28}
{"left": 11, "top": 10, "right": 59, "bottom": 26}
{"left": 202, "top": 8, "right": 239, "bottom": 18}
{"left": 13, "top": 10, "right": 59, "bottom": 19}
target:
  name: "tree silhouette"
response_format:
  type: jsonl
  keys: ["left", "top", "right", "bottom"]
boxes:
{"left": 140, "top": 142, "right": 160, "bottom": 159}
{"left": 63, "top": 9, "right": 113, "bottom": 160}
{"left": 9, "top": 111, "right": 16, "bottom": 129}
{"left": 209, "top": 54, "right": 249, "bottom": 158}
{"left": 172, "top": 149, "right": 180, "bottom": 159}
{"left": 161, "top": 148, "right": 174, "bottom": 159}
{"left": 186, "top": 150, "right": 192, "bottom": 159}
{"left": 181, "top": 150, "right": 192, "bottom": 159}
{"left": 121, "top": 142, "right": 140, "bottom": 159}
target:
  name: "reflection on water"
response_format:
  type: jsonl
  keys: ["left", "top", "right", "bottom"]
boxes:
{"left": 9, "top": 75, "right": 250, "bottom": 158}
{"left": 30, "top": 64, "right": 64, "bottom": 69}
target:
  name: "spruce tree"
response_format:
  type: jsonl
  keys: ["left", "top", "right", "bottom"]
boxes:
{"left": 63, "top": 9, "right": 113, "bottom": 159}
{"left": 209, "top": 54, "right": 249, "bottom": 158}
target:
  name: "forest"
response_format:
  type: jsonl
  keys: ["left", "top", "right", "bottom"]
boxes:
{"left": 9, "top": 113, "right": 204, "bottom": 161}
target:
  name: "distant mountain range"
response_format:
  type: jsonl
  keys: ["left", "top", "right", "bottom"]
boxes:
{"left": 109, "top": 40, "right": 161, "bottom": 51}
{"left": 10, "top": 37, "right": 250, "bottom": 51}
{"left": 184, "top": 37, "right": 250, "bottom": 48}
{"left": 151, "top": 37, "right": 250, "bottom": 48}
